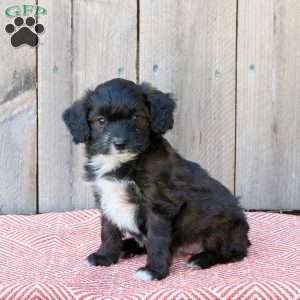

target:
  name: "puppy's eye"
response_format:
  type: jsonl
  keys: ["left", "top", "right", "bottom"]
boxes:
{"left": 133, "top": 114, "right": 149, "bottom": 130}
{"left": 96, "top": 116, "right": 105, "bottom": 127}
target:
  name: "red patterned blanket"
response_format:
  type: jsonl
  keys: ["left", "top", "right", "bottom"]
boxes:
{"left": 0, "top": 209, "right": 299, "bottom": 299}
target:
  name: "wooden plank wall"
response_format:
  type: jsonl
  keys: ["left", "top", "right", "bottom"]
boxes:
{"left": 0, "top": 0, "right": 299, "bottom": 213}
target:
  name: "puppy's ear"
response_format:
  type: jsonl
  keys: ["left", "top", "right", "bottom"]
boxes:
{"left": 139, "top": 82, "right": 176, "bottom": 134}
{"left": 62, "top": 91, "right": 91, "bottom": 144}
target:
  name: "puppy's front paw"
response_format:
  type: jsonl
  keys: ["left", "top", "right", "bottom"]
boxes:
{"left": 84, "top": 252, "right": 118, "bottom": 267}
{"left": 133, "top": 266, "right": 167, "bottom": 281}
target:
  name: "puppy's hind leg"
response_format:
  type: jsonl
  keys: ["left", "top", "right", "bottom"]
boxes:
{"left": 188, "top": 219, "right": 250, "bottom": 269}
{"left": 188, "top": 251, "right": 228, "bottom": 269}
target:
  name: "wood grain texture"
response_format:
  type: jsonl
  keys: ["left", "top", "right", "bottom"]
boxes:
{"left": 70, "top": 0, "right": 137, "bottom": 210}
{"left": 38, "top": 0, "right": 74, "bottom": 212}
{"left": 236, "top": 0, "right": 300, "bottom": 209}
{"left": 0, "top": 0, "right": 36, "bottom": 213}
{"left": 140, "top": 0, "right": 237, "bottom": 191}
{"left": 38, "top": 0, "right": 137, "bottom": 212}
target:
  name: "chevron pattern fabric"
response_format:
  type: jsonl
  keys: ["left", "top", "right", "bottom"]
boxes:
{"left": 0, "top": 209, "right": 299, "bottom": 300}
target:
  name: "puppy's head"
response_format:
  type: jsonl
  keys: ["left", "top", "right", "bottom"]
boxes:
{"left": 63, "top": 78, "right": 175, "bottom": 161}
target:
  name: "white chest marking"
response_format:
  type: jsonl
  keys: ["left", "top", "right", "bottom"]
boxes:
{"left": 88, "top": 152, "right": 139, "bottom": 234}
{"left": 95, "top": 178, "right": 139, "bottom": 233}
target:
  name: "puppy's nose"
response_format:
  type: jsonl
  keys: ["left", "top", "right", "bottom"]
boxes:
{"left": 113, "top": 138, "right": 126, "bottom": 150}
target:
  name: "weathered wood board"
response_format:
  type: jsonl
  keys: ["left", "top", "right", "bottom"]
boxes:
{"left": 38, "top": 0, "right": 74, "bottom": 212}
{"left": 236, "top": 0, "right": 300, "bottom": 209}
{"left": 140, "top": 0, "right": 237, "bottom": 191}
{"left": 38, "top": 0, "right": 137, "bottom": 212}
{"left": 0, "top": 0, "right": 37, "bottom": 214}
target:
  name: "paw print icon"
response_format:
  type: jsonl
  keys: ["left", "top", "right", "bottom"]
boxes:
{"left": 5, "top": 17, "right": 44, "bottom": 47}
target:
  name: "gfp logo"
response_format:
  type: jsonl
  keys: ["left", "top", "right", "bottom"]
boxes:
{"left": 4, "top": 5, "right": 46, "bottom": 47}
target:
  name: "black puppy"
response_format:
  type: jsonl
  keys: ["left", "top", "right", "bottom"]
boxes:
{"left": 63, "top": 78, "right": 250, "bottom": 281}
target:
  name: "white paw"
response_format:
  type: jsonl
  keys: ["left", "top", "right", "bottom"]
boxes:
{"left": 82, "top": 258, "right": 93, "bottom": 267}
{"left": 188, "top": 261, "right": 200, "bottom": 269}
{"left": 133, "top": 269, "right": 153, "bottom": 281}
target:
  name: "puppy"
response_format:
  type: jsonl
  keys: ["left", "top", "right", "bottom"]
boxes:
{"left": 63, "top": 78, "right": 250, "bottom": 281}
